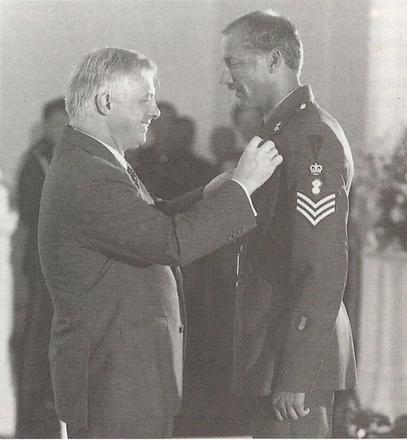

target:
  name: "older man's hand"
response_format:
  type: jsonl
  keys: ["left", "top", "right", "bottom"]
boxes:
{"left": 233, "top": 136, "right": 282, "bottom": 194}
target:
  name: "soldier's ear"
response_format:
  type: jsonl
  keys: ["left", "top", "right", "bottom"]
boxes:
{"left": 95, "top": 92, "right": 112, "bottom": 116}
{"left": 267, "top": 49, "right": 282, "bottom": 73}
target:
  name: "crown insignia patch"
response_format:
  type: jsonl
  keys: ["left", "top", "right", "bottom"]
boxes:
{"left": 296, "top": 192, "right": 336, "bottom": 226}
{"left": 309, "top": 162, "right": 323, "bottom": 176}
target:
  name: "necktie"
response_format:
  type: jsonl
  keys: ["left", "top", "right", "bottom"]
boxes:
{"left": 126, "top": 162, "right": 153, "bottom": 204}
{"left": 126, "top": 162, "right": 141, "bottom": 189}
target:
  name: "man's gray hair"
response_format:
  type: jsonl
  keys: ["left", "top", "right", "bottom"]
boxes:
{"left": 223, "top": 10, "right": 303, "bottom": 72}
{"left": 65, "top": 47, "right": 157, "bottom": 123}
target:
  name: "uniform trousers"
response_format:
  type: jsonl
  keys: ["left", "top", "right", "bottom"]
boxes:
{"left": 67, "top": 417, "right": 174, "bottom": 439}
{"left": 246, "top": 390, "right": 334, "bottom": 438}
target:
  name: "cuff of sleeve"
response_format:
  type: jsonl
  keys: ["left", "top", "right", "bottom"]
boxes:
{"left": 231, "top": 179, "right": 257, "bottom": 216}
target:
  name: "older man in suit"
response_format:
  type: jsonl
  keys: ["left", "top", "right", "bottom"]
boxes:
{"left": 38, "top": 47, "right": 282, "bottom": 438}
{"left": 220, "top": 11, "right": 357, "bottom": 438}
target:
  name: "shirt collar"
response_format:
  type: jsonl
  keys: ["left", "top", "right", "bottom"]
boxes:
{"left": 72, "top": 127, "right": 128, "bottom": 170}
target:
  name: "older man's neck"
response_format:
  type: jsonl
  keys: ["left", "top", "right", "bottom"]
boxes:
{"left": 72, "top": 119, "right": 125, "bottom": 156}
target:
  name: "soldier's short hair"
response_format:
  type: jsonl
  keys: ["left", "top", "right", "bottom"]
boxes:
{"left": 66, "top": 47, "right": 157, "bottom": 123}
{"left": 222, "top": 10, "right": 303, "bottom": 72}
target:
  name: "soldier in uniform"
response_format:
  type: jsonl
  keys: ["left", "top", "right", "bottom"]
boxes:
{"left": 220, "top": 11, "right": 357, "bottom": 438}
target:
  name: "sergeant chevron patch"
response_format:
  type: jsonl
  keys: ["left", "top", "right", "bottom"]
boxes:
{"left": 296, "top": 192, "right": 336, "bottom": 226}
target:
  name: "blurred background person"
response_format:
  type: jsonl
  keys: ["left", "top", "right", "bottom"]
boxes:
{"left": 231, "top": 104, "right": 263, "bottom": 144}
{"left": 126, "top": 101, "right": 216, "bottom": 198}
{"left": 210, "top": 125, "right": 239, "bottom": 172}
{"left": 10, "top": 97, "right": 67, "bottom": 439}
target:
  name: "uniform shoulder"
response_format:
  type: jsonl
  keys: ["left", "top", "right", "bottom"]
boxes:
{"left": 287, "top": 102, "right": 350, "bottom": 157}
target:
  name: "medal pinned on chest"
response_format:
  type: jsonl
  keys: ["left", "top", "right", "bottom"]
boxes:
{"left": 307, "top": 135, "right": 324, "bottom": 194}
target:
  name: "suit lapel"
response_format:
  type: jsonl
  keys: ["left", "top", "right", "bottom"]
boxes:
{"left": 63, "top": 126, "right": 156, "bottom": 204}
{"left": 63, "top": 126, "right": 123, "bottom": 168}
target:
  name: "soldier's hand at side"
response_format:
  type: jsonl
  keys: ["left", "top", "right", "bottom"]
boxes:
{"left": 271, "top": 391, "right": 310, "bottom": 421}
{"left": 233, "top": 136, "right": 283, "bottom": 194}
{"left": 203, "top": 170, "right": 234, "bottom": 198}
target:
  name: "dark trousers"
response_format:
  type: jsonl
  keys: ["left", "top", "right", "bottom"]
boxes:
{"left": 247, "top": 390, "right": 334, "bottom": 438}
{"left": 67, "top": 417, "right": 174, "bottom": 439}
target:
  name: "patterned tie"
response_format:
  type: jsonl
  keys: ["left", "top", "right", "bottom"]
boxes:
{"left": 126, "top": 162, "right": 141, "bottom": 188}
{"left": 126, "top": 162, "right": 154, "bottom": 204}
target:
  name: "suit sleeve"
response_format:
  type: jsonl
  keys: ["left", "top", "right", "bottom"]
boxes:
{"left": 155, "top": 187, "right": 204, "bottom": 214}
{"left": 69, "top": 168, "right": 256, "bottom": 268}
{"left": 275, "top": 129, "right": 351, "bottom": 392}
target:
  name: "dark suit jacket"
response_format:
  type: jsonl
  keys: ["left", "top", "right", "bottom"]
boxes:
{"left": 38, "top": 126, "right": 256, "bottom": 429}
{"left": 232, "top": 86, "right": 357, "bottom": 396}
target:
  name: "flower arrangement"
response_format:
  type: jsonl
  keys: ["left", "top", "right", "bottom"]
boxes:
{"left": 351, "top": 129, "right": 407, "bottom": 251}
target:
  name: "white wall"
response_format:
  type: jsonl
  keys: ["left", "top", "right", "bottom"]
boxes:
{"left": 1, "top": 0, "right": 369, "bottom": 188}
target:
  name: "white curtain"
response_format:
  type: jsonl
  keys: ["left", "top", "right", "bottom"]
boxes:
{"left": 366, "top": 0, "right": 407, "bottom": 153}
{"left": 358, "top": 252, "right": 407, "bottom": 421}
{"left": 357, "top": 0, "right": 407, "bottom": 422}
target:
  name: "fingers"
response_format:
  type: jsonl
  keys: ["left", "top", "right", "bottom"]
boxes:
{"left": 273, "top": 407, "right": 284, "bottom": 422}
{"left": 272, "top": 394, "right": 288, "bottom": 421}
{"left": 271, "top": 154, "right": 283, "bottom": 169}
{"left": 257, "top": 139, "right": 276, "bottom": 154}
{"left": 286, "top": 405, "right": 299, "bottom": 421}
{"left": 271, "top": 392, "right": 310, "bottom": 422}
{"left": 294, "top": 402, "right": 310, "bottom": 418}
{"left": 245, "top": 135, "right": 264, "bottom": 151}
{"left": 257, "top": 140, "right": 282, "bottom": 167}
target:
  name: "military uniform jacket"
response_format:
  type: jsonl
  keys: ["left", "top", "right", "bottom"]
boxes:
{"left": 38, "top": 127, "right": 256, "bottom": 430}
{"left": 232, "top": 86, "right": 357, "bottom": 396}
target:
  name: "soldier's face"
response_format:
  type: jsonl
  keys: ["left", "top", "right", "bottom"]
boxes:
{"left": 221, "top": 31, "right": 272, "bottom": 112}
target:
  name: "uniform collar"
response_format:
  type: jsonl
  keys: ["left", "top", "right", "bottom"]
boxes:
{"left": 262, "top": 85, "right": 315, "bottom": 133}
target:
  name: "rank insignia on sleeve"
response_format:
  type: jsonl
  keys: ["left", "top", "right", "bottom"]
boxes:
{"left": 296, "top": 192, "right": 336, "bottom": 226}
{"left": 309, "top": 162, "right": 323, "bottom": 176}
{"left": 312, "top": 179, "right": 322, "bottom": 194}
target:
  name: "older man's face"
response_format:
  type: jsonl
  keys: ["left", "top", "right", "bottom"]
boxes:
{"left": 220, "top": 31, "right": 272, "bottom": 112}
{"left": 108, "top": 69, "right": 160, "bottom": 151}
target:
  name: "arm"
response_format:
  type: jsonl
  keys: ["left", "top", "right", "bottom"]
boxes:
{"left": 72, "top": 171, "right": 256, "bottom": 268}
{"left": 155, "top": 187, "right": 204, "bottom": 214}
{"left": 69, "top": 137, "right": 281, "bottom": 268}
{"left": 272, "top": 128, "right": 352, "bottom": 419}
